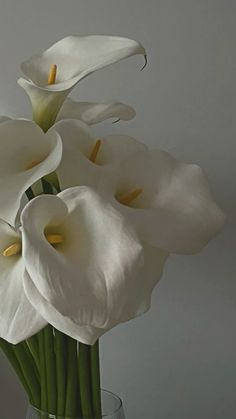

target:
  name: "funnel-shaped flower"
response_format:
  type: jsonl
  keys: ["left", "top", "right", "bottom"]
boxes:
{"left": 53, "top": 119, "right": 147, "bottom": 190}
{"left": 18, "top": 36, "right": 146, "bottom": 130}
{"left": 24, "top": 244, "right": 168, "bottom": 345}
{"left": 0, "top": 220, "right": 46, "bottom": 343}
{"left": 100, "top": 149, "right": 226, "bottom": 254}
{"left": 20, "top": 186, "right": 158, "bottom": 344}
{"left": 0, "top": 119, "right": 62, "bottom": 226}
{"left": 57, "top": 98, "right": 136, "bottom": 125}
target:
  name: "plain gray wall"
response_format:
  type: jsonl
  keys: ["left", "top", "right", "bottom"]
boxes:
{"left": 0, "top": 1, "right": 235, "bottom": 418}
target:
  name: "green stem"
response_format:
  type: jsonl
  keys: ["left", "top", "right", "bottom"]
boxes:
{"left": 41, "top": 178, "right": 53, "bottom": 195}
{"left": 0, "top": 338, "right": 32, "bottom": 401}
{"left": 91, "top": 340, "right": 102, "bottom": 418}
{"left": 22, "top": 341, "right": 40, "bottom": 382}
{"left": 78, "top": 342, "right": 93, "bottom": 418}
{"left": 54, "top": 330, "right": 67, "bottom": 417}
{"left": 13, "top": 341, "right": 40, "bottom": 408}
{"left": 25, "top": 186, "right": 35, "bottom": 201}
{"left": 27, "top": 334, "right": 40, "bottom": 373}
{"left": 38, "top": 330, "right": 47, "bottom": 412}
{"left": 44, "top": 172, "right": 61, "bottom": 193}
{"left": 44, "top": 325, "right": 57, "bottom": 415}
{"left": 65, "top": 337, "right": 80, "bottom": 418}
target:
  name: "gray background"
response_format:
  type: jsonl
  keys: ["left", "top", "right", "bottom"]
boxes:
{"left": 0, "top": 1, "right": 235, "bottom": 418}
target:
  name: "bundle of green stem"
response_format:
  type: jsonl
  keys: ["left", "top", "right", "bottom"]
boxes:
{"left": 0, "top": 325, "right": 102, "bottom": 418}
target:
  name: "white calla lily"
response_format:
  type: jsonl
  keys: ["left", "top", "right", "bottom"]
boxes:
{"left": 23, "top": 272, "right": 106, "bottom": 345}
{"left": 0, "top": 220, "right": 46, "bottom": 344}
{"left": 99, "top": 149, "right": 226, "bottom": 254}
{"left": 23, "top": 244, "right": 168, "bottom": 345}
{"left": 119, "top": 244, "right": 168, "bottom": 319}
{"left": 21, "top": 186, "right": 145, "bottom": 344}
{"left": 18, "top": 35, "right": 146, "bottom": 131}
{"left": 53, "top": 119, "right": 147, "bottom": 190}
{"left": 0, "top": 119, "right": 62, "bottom": 226}
{"left": 57, "top": 98, "right": 136, "bottom": 125}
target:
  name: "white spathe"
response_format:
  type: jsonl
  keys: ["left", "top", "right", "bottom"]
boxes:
{"left": 21, "top": 186, "right": 152, "bottom": 344}
{"left": 100, "top": 149, "right": 226, "bottom": 254}
{"left": 23, "top": 245, "right": 168, "bottom": 345}
{"left": 54, "top": 120, "right": 225, "bottom": 253}
{"left": 18, "top": 35, "right": 146, "bottom": 129}
{"left": 23, "top": 272, "right": 106, "bottom": 345}
{"left": 53, "top": 119, "right": 147, "bottom": 190}
{"left": 0, "top": 220, "right": 46, "bottom": 344}
{"left": 57, "top": 98, "right": 136, "bottom": 125}
{"left": 0, "top": 119, "right": 62, "bottom": 226}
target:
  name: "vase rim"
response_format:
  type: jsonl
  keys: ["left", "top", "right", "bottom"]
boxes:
{"left": 29, "top": 388, "right": 123, "bottom": 418}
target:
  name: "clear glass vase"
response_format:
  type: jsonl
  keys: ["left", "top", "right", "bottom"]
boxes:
{"left": 26, "top": 389, "right": 125, "bottom": 419}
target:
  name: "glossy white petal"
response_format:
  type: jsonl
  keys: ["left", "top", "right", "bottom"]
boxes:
{"left": 105, "top": 150, "right": 226, "bottom": 254}
{"left": 20, "top": 35, "right": 146, "bottom": 91}
{"left": 0, "top": 220, "right": 46, "bottom": 344}
{"left": 18, "top": 36, "right": 145, "bottom": 130}
{"left": 0, "top": 119, "right": 62, "bottom": 226}
{"left": 21, "top": 187, "right": 143, "bottom": 332}
{"left": 57, "top": 98, "right": 136, "bottom": 125}
{"left": 23, "top": 271, "right": 106, "bottom": 345}
{"left": 23, "top": 245, "right": 168, "bottom": 345}
{"left": 54, "top": 119, "right": 147, "bottom": 190}
{"left": 121, "top": 245, "right": 168, "bottom": 319}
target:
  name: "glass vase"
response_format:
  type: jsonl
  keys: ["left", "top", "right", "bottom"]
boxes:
{"left": 26, "top": 389, "right": 125, "bottom": 419}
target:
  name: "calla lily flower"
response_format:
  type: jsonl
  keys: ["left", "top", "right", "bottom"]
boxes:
{"left": 20, "top": 186, "right": 154, "bottom": 345}
{"left": 53, "top": 119, "right": 147, "bottom": 190}
{"left": 50, "top": 119, "right": 225, "bottom": 254}
{"left": 98, "top": 149, "right": 226, "bottom": 254}
{"left": 0, "top": 219, "right": 46, "bottom": 343}
{"left": 57, "top": 98, "right": 136, "bottom": 125}
{"left": 24, "top": 244, "right": 168, "bottom": 345}
{"left": 18, "top": 35, "right": 146, "bottom": 131}
{"left": 0, "top": 119, "right": 62, "bottom": 226}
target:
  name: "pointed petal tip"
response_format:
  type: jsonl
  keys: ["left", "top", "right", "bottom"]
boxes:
{"left": 141, "top": 54, "right": 148, "bottom": 71}
{"left": 112, "top": 118, "right": 121, "bottom": 124}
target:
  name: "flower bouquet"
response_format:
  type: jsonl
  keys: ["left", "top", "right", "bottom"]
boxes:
{"left": 0, "top": 35, "right": 225, "bottom": 419}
